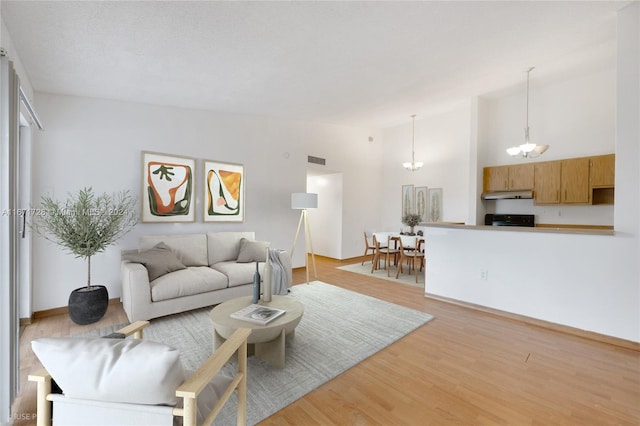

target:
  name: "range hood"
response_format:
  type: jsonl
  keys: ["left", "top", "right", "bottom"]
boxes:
{"left": 481, "top": 190, "right": 534, "bottom": 200}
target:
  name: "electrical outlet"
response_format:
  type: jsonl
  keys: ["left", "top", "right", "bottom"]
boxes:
{"left": 480, "top": 269, "right": 488, "bottom": 280}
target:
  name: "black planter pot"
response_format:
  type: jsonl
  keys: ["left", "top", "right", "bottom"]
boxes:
{"left": 68, "top": 285, "right": 109, "bottom": 325}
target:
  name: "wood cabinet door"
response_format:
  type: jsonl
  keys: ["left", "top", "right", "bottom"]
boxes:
{"left": 508, "top": 164, "right": 534, "bottom": 190}
{"left": 561, "top": 158, "right": 590, "bottom": 203}
{"left": 534, "top": 161, "right": 561, "bottom": 204}
{"left": 590, "top": 154, "right": 615, "bottom": 188}
{"left": 483, "top": 166, "right": 509, "bottom": 192}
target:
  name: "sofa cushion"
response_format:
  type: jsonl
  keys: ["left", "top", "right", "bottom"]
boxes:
{"left": 140, "top": 234, "right": 208, "bottom": 267}
{"left": 31, "top": 337, "right": 185, "bottom": 406}
{"left": 151, "top": 266, "right": 228, "bottom": 302}
{"left": 236, "top": 238, "right": 270, "bottom": 263}
{"left": 212, "top": 261, "right": 265, "bottom": 288}
{"left": 207, "top": 232, "right": 255, "bottom": 265}
{"left": 122, "top": 242, "right": 187, "bottom": 281}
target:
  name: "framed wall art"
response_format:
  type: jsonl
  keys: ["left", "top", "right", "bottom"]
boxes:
{"left": 401, "top": 184, "right": 414, "bottom": 218}
{"left": 141, "top": 151, "right": 195, "bottom": 223}
{"left": 415, "top": 186, "right": 428, "bottom": 223}
{"left": 204, "top": 160, "right": 244, "bottom": 222}
{"left": 428, "top": 188, "right": 443, "bottom": 222}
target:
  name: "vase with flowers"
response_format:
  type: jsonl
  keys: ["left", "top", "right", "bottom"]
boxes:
{"left": 402, "top": 213, "right": 422, "bottom": 235}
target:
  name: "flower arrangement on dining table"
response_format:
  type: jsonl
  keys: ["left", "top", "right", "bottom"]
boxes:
{"left": 402, "top": 213, "right": 422, "bottom": 235}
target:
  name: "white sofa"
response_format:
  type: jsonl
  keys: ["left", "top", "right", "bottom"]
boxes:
{"left": 120, "top": 232, "right": 291, "bottom": 322}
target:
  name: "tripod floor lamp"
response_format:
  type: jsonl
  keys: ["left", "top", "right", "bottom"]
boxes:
{"left": 290, "top": 193, "right": 318, "bottom": 284}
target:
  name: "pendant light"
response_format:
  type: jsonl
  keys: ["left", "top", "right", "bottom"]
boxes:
{"left": 506, "top": 67, "right": 549, "bottom": 158}
{"left": 403, "top": 114, "right": 424, "bottom": 171}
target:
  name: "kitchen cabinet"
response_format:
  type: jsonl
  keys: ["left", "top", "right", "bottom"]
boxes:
{"left": 487, "top": 153, "right": 614, "bottom": 206}
{"left": 534, "top": 161, "right": 561, "bottom": 204}
{"left": 534, "top": 158, "right": 590, "bottom": 205}
{"left": 561, "top": 157, "right": 590, "bottom": 203}
{"left": 483, "top": 166, "right": 509, "bottom": 192}
{"left": 483, "top": 164, "right": 534, "bottom": 192}
{"left": 508, "top": 164, "right": 534, "bottom": 190}
{"left": 590, "top": 154, "right": 615, "bottom": 188}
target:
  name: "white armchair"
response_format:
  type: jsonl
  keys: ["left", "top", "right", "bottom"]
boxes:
{"left": 29, "top": 321, "right": 250, "bottom": 426}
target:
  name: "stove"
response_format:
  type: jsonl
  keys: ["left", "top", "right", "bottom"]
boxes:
{"left": 484, "top": 214, "right": 535, "bottom": 227}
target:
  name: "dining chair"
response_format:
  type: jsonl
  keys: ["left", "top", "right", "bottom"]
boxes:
{"left": 371, "top": 235, "right": 399, "bottom": 276}
{"left": 362, "top": 231, "right": 376, "bottom": 265}
{"left": 395, "top": 236, "right": 425, "bottom": 283}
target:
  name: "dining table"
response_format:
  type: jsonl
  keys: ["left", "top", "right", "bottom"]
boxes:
{"left": 372, "top": 232, "right": 424, "bottom": 250}
{"left": 371, "top": 232, "right": 425, "bottom": 276}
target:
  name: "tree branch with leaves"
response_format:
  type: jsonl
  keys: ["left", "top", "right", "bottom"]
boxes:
{"left": 31, "top": 187, "right": 138, "bottom": 288}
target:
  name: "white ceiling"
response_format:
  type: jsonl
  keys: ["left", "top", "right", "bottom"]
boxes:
{"left": 0, "top": 1, "right": 629, "bottom": 129}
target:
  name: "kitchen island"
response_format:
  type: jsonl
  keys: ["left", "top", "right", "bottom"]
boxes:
{"left": 419, "top": 222, "right": 637, "bottom": 345}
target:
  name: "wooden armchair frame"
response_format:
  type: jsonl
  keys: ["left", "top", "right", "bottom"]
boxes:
{"left": 29, "top": 321, "right": 251, "bottom": 426}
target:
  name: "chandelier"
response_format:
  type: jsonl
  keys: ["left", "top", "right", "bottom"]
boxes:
{"left": 403, "top": 114, "right": 424, "bottom": 171}
{"left": 506, "top": 67, "right": 549, "bottom": 158}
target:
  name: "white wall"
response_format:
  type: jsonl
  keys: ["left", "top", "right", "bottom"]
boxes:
{"left": 30, "top": 93, "right": 382, "bottom": 311}
{"left": 381, "top": 102, "right": 472, "bottom": 229}
{"left": 307, "top": 173, "right": 343, "bottom": 259}
{"left": 304, "top": 125, "right": 384, "bottom": 260}
{"left": 423, "top": 3, "right": 639, "bottom": 342}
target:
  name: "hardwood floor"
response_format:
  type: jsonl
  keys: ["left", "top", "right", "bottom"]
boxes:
{"left": 12, "top": 256, "right": 640, "bottom": 425}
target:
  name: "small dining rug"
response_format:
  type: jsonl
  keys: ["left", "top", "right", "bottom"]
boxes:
{"left": 80, "top": 281, "right": 433, "bottom": 425}
{"left": 337, "top": 261, "right": 424, "bottom": 288}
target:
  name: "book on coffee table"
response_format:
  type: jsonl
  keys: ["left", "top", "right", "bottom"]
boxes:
{"left": 230, "top": 304, "right": 286, "bottom": 325}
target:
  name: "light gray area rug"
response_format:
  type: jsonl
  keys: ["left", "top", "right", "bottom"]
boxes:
{"left": 82, "top": 281, "right": 434, "bottom": 425}
{"left": 337, "top": 262, "right": 424, "bottom": 288}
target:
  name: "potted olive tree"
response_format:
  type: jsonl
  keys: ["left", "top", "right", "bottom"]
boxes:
{"left": 402, "top": 213, "right": 422, "bottom": 235}
{"left": 31, "top": 187, "right": 137, "bottom": 325}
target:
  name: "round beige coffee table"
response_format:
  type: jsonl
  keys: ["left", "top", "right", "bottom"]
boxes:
{"left": 209, "top": 295, "right": 304, "bottom": 368}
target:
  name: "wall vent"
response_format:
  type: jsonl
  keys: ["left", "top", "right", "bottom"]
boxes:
{"left": 308, "top": 155, "right": 326, "bottom": 166}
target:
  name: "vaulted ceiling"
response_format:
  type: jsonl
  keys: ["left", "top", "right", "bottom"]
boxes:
{"left": 1, "top": 1, "right": 628, "bottom": 128}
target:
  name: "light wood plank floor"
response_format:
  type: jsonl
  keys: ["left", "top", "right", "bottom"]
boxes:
{"left": 12, "top": 255, "right": 640, "bottom": 425}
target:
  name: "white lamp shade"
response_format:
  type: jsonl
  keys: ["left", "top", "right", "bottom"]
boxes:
{"left": 291, "top": 193, "right": 318, "bottom": 209}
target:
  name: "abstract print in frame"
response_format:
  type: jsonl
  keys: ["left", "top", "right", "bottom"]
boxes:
{"left": 204, "top": 160, "right": 244, "bottom": 222}
{"left": 401, "top": 184, "right": 414, "bottom": 219}
{"left": 415, "top": 186, "right": 428, "bottom": 224}
{"left": 142, "top": 151, "right": 195, "bottom": 223}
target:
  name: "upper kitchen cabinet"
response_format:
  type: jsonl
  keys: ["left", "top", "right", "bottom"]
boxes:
{"left": 533, "top": 158, "right": 590, "bottom": 204}
{"left": 560, "top": 157, "right": 591, "bottom": 204}
{"left": 483, "top": 166, "right": 509, "bottom": 192}
{"left": 487, "top": 153, "right": 616, "bottom": 206}
{"left": 483, "top": 164, "right": 534, "bottom": 192}
{"left": 534, "top": 161, "right": 562, "bottom": 204}
{"left": 590, "top": 154, "right": 615, "bottom": 204}
{"left": 590, "top": 154, "right": 615, "bottom": 188}
{"left": 508, "top": 164, "right": 534, "bottom": 190}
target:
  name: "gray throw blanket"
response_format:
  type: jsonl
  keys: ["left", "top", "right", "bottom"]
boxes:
{"left": 268, "top": 248, "right": 290, "bottom": 295}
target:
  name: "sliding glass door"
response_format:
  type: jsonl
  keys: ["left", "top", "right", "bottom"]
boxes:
{"left": 0, "top": 55, "right": 21, "bottom": 424}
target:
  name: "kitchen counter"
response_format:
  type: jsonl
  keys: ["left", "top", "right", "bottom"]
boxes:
{"left": 420, "top": 222, "right": 615, "bottom": 236}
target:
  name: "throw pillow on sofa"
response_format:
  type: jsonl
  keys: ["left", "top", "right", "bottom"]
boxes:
{"left": 236, "top": 238, "right": 270, "bottom": 263}
{"left": 122, "top": 242, "right": 186, "bottom": 281}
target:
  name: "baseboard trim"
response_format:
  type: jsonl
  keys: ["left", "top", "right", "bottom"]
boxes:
{"left": 426, "top": 293, "right": 640, "bottom": 352}
{"left": 32, "top": 298, "right": 121, "bottom": 319}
